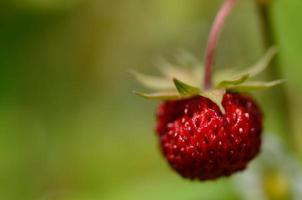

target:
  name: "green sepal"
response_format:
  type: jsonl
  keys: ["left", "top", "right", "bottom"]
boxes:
{"left": 214, "top": 47, "right": 277, "bottom": 88}
{"left": 129, "top": 70, "right": 173, "bottom": 90}
{"left": 227, "top": 79, "right": 286, "bottom": 92}
{"left": 133, "top": 91, "right": 181, "bottom": 100}
{"left": 203, "top": 89, "right": 226, "bottom": 114}
{"left": 172, "top": 77, "right": 226, "bottom": 113}
{"left": 240, "top": 46, "right": 278, "bottom": 78}
{"left": 216, "top": 74, "right": 250, "bottom": 89}
{"left": 156, "top": 59, "right": 202, "bottom": 87}
{"left": 173, "top": 78, "right": 201, "bottom": 96}
{"left": 131, "top": 47, "right": 284, "bottom": 108}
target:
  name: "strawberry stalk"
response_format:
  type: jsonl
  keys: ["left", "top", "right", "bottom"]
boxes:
{"left": 203, "top": 0, "right": 238, "bottom": 89}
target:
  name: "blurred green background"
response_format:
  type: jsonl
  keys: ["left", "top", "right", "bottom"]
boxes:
{"left": 0, "top": 0, "right": 301, "bottom": 199}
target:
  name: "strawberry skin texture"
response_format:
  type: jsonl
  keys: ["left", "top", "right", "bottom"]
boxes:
{"left": 156, "top": 93, "right": 262, "bottom": 180}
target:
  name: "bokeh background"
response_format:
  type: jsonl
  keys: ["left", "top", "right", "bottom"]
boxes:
{"left": 0, "top": 0, "right": 302, "bottom": 199}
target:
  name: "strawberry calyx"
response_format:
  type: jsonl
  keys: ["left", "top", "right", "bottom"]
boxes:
{"left": 132, "top": 47, "right": 285, "bottom": 113}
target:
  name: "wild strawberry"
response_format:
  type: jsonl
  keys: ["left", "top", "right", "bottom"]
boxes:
{"left": 133, "top": 52, "right": 283, "bottom": 181}
{"left": 157, "top": 93, "right": 262, "bottom": 180}
{"left": 132, "top": 0, "right": 284, "bottom": 181}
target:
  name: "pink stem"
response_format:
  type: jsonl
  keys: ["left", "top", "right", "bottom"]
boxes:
{"left": 203, "top": 0, "right": 238, "bottom": 89}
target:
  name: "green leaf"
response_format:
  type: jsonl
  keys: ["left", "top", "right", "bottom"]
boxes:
{"left": 216, "top": 74, "right": 250, "bottom": 89}
{"left": 129, "top": 70, "right": 174, "bottom": 90}
{"left": 203, "top": 89, "right": 226, "bottom": 113}
{"left": 173, "top": 78, "right": 201, "bottom": 96}
{"left": 242, "top": 46, "right": 278, "bottom": 77}
{"left": 133, "top": 91, "right": 181, "bottom": 100}
{"left": 227, "top": 80, "right": 286, "bottom": 92}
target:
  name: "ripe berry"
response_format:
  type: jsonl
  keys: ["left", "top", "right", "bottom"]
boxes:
{"left": 132, "top": 0, "right": 283, "bottom": 181}
{"left": 156, "top": 93, "right": 262, "bottom": 180}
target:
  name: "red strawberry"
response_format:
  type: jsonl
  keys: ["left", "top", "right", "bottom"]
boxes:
{"left": 132, "top": 0, "right": 283, "bottom": 181}
{"left": 156, "top": 92, "right": 262, "bottom": 180}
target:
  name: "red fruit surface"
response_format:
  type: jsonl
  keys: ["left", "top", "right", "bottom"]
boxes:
{"left": 156, "top": 93, "right": 262, "bottom": 180}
